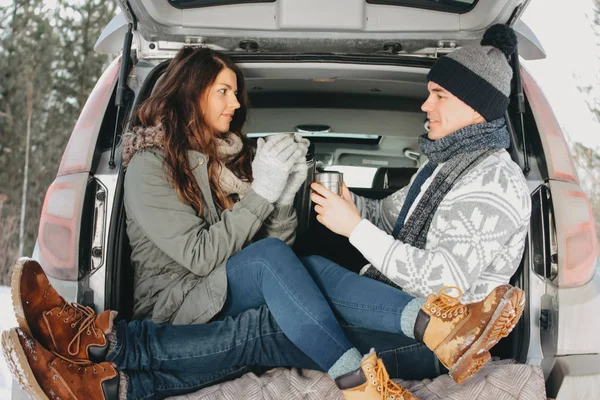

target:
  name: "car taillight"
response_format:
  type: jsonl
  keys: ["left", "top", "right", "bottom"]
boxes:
{"left": 38, "top": 57, "right": 121, "bottom": 281}
{"left": 37, "top": 174, "right": 88, "bottom": 280}
{"left": 522, "top": 66, "right": 598, "bottom": 288}
{"left": 550, "top": 181, "right": 598, "bottom": 288}
{"left": 521, "top": 66, "right": 579, "bottom": 185}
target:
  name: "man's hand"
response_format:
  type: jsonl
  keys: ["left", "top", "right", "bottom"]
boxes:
{"left": 310, "top": 182, "right": 362, "bottom": 238}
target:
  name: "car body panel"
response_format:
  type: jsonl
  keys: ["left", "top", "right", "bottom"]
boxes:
{"left": 556, "top": 266, "right": 600, "bottom": 356}
{"left": 94, "top": 0, "right": 544, "bottom": 59}
{"left": 125, "top": 0, "right": 524, "bottom": 39}
{"left": 547, "top": 354, "right": 600, "bottom": 399}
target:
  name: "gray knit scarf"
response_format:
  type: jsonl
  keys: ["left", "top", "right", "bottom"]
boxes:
{"left": 362, "top": 118, "right": 510, "bottom": 288}
{"left": 402, "top": 118, "right": 510, "bottom": 247}
{"left": 417, "top": 118, "right": 510, "bottom": 164}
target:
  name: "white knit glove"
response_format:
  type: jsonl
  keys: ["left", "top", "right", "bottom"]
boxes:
{"left": 277, "top": 135, "right": 310, "bottom": 205}
{"left": 251, "top": 134, "right": 303, "bottom": 203}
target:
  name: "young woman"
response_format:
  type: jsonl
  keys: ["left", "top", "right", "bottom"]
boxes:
{"left": 3, "top": 46, "right": 524, "bottom": 400}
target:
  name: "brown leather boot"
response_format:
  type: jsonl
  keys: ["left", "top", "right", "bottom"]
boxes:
{"left": 2, "top": 327, "right": 119, "bottom": 400}
{"left": 414, "top": 284, "right": 525, "bottom": 384}
{"left": 335, "top": 351, "right": 419, "bottom": 400}
{"left": 11, "top": 257, "right": 118, "bottom": 363}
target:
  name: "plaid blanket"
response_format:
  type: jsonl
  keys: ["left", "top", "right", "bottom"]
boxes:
{"left": 168, "top": 360, "right": 546, "bottom": 400}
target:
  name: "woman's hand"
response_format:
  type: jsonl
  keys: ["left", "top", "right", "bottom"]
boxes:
{"left": 277, "top": 135, "right": 311, "bottom": 205}
{"left": 310, "top": 182, "right": 362, "bottom": 237}
{"left": 251, "top": 134, "right": 303, "bottom": 203}
{"left": 277, "top": 160, "right": 308, "bottom": 205}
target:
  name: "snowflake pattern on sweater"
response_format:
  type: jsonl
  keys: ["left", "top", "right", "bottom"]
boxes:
{"left": 350, "top": 150, "right": 531, "bottom": 303}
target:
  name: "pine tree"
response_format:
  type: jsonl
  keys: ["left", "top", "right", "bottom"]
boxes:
{"left": 572, "top": 0, "right": 600, "bottom": 242}
{"left": 0, "top": 0, "right": 59, "bottom": 281}
{"left": 572, "top": 143, "right": 600, "bottom": 240}
{"left": 0, "top": 0, "right": 117, "bottom": 283}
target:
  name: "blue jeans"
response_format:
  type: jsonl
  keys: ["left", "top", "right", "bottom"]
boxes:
{"left": 219, "top": 238, "right": 417, "bottom": 370}
{"left": 108, "top": 239, "right": 435, "bottom": 399}
{"left": 108, "top": 307, "right": 439, "bottom": 400}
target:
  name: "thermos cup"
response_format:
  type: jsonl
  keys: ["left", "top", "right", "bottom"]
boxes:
{"left": 313, "top": 171, "right": 343, "bottom": 196}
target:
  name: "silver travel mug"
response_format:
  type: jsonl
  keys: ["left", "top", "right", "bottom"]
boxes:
{"left": 314, "top": 171, "right": 344, "bottom": 195}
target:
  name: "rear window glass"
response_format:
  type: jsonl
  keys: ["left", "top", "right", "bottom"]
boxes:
{"left": 169, "top": 0, "right": 274, "bottom": 9}
{"left": 324, "top": 166, "right": 378, "bottom": 188}
{"left": 366, "top": 0, "right": 477, "bottom": 13}
{"left": 247, "top": 133, "right": 381, "bottom": 145}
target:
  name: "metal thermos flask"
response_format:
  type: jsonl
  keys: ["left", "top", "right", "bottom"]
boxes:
{"left": 294, "top": 141, "right": 316, "bottom": 234}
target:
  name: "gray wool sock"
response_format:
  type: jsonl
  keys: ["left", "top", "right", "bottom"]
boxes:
{"left": 327, "top": 347, "right": 363, "bottom": 379}
{"left": 103, "top": 311, "right": 120, "bottom": 359}
{"left": 106, "top": 328, "right": 118, "bottom": 355}
{"left": 118, "top": 371, "right": 128, "bottom": 400}
{"left": 400, "top": 298, "right": 426, "bottom": 339}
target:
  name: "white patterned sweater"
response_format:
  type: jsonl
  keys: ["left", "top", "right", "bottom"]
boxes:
{"left": 350, "top": 149, "right": 531, "bottom": 303}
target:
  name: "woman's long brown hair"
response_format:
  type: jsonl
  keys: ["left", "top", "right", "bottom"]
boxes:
{"left": 133, "top": 47, "right": 253, "bottom": 216}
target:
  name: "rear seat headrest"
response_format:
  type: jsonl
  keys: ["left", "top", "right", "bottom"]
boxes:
{"left": 151, "top": 73, "right": 167, "bottom": 96}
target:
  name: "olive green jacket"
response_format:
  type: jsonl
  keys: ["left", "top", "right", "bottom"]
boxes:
{"left": 123, "top": 128, "right": 297, "bottom": 325}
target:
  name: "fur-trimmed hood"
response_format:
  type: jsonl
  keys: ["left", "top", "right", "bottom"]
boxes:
{"left": 121, "top": 125, "right": 165, "bottom": 166}
{"left": 121, "top": 124, "right": 251, "bottom": 197}
{"left": 121, "top": 124, "right": 244, "bottom": 167}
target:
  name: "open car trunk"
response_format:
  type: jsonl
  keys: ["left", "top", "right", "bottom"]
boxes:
{"left": 104, "top": 54, "right": 531, "bottom": 366}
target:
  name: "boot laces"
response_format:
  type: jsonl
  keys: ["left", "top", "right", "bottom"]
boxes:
{"left": 49, "top": 302, "right": 100, "bottom": 357}
{"left": 53, "top": 351, "right": 93, "bottom": 366}
{"left": 366, "top": 358, "right": 413, "bottom": 400}
{"left": 427, "top": 286, "right": 467, "bottom": 319}
{"left": 54, "top": 357, "right": 110, "bottom": 376}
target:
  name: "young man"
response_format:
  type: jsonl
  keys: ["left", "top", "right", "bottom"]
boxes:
{"left": 2, "top": 25, "right": 526, "bottom": 400}
{"left": 312, "top": 24, "right": 531, "bottom": 305}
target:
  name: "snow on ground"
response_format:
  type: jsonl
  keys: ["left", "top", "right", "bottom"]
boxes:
{"left": 0, "top": 285, "right": 18, "bottom": 399}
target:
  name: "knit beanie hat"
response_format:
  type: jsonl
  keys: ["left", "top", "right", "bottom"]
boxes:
{"left": 426, "top": 24, "right": 518, "bottom": 121}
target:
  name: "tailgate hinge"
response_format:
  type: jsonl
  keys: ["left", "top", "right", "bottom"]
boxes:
{"left": 432, "top": 40, "right": 457, "bottom": 58}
